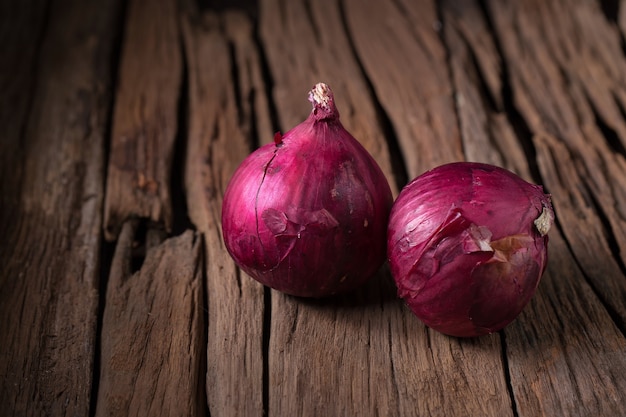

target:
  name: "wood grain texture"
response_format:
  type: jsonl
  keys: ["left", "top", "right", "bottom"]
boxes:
{"left": 181, "top": 7, "right": 267, "bottom": 416}
{"left": 95, "top": 222, "right": 205, "bottom": 417}
{"left": 0, "top": 0, "right": 121, "bottom": 415}
{"left": 343, "top": 0, "right": 464, "bottom": 178}
{"left": 3, "top": 0, "right": 626, "bottom": 415}
{"left": 104, "top": 0, "right": 182, "bottom": 240}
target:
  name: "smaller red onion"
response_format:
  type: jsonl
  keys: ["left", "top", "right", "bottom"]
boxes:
{"left": 222, "top": 83, "right": 393, "bottom": 297}
{"left": 387, "top": 162, "right": 554, "bottom": 337}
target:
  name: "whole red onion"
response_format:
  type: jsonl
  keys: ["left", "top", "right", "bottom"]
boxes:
{"left": 222, "top": 83, "right": 393, "bottom": 297}
{"left": 387, "top": 162, "right": 554, "bottom": 337}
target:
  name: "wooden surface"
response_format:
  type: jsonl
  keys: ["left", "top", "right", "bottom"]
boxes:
{"left": 2, "top": 0, "right": 626, "bottom": 416}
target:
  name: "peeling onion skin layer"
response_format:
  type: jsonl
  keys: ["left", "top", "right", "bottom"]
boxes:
{"left": 222, "top": 83, "right": 393, "bottom": 298}
{"left": 387, "top": 162, "right": 554, "bottom": 337}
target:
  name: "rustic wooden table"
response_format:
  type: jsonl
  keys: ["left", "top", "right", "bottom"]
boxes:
{"left": 2, "top": 0, "right": 626, "bottom": 416}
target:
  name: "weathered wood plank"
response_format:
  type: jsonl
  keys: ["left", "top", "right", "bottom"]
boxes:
{"left": 441, "top": 0, "right": 521, "bottom": 171}
{"left": 95, "top": 222, "right": 205, "bottom": 417}
{"left": 487, "top": 0, "right": 626, "bottom": 264}
{"left": 181, "top": 7, "right": 267, "bottom": 416}
{"left": 482, "top": 0, "right": 626, "bottom": 330}
{"left": 4, "top": 1, "right": 625, "bottom": 416}
{"left": 104, "top": 0, "right": 182, "bottom": 240}
{"left": 343, "top": 0, "right": 464, "bottom": 178}
{"left": 0, "top": 0, "right": 121, "bottom": 415}
{"left": 442, "top": 1, "right": 626, "bottom": 415}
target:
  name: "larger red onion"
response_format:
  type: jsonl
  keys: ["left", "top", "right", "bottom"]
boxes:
{"left": 387, "top": 162, "right": 554, "bottom": 337}
{"left": 222, "top": 83, "right": 393, "bottom": 297}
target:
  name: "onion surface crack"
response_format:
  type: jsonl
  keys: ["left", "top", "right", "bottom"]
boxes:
{"left": 254, "top": 147, "right": 280, "bottom": 264}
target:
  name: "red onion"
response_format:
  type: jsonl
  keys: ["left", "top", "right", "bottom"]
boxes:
{"left": 222, "top": 83, "right": 393, "bottom": 297}
{"left": 387, "top": 162, "right": 554, "bottom": 337}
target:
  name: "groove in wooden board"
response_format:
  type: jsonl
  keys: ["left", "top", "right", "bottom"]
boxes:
{"left": 96, "top": 222, "right": 205, "bottom": 417}
{"left": 343, "top": 0, "right": 464, "bottom": 179}
{"left": 104, "top": 0, "right": 182, "bottom": 240}
{"left": 181, "top": 7, "right": 265, "bottom": 416}
{"left": 442, "top": 0, "right": 545, "bottom": 180}
{"left": 442, "top": 0, "right": 504, "bottom": 111}
{"left": 443, "top": 2, "right": 509, "bottom": 170}
{"left": 0, "top": 0, "right": 122, "bottom": 415}
{"left": 620, "top": 0, "right": 626, "bottom": 34}
{"left": 222, "top": 11, "right": 275, "bottom": 149}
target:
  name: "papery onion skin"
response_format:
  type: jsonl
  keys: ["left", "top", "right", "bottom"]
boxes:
{"left": 387, "top": 162, "right": 554, "bottom": 337}
{"left": 222, "top": 83, "right": 393, "bottom": 298}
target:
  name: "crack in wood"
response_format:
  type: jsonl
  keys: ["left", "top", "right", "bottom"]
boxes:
{"left": 499, "top": 332, "right": 520, "bottom": 417}
{"left": 302, "top": 0, "right": 321, "bottom": 45}
{"left": 479, "top": 0, "right": 544, "bottom": 184}
{"left": 262, "top": 286, "right": 271, "bottom": 417}
{"left": 337, "top": 0, "right": 407, "bottom": 191}
{"left": 170, "top": 34, "right": 195, "bottom": 237}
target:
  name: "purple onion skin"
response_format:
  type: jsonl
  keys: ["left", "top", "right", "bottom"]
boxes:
{"left": 221, "top": 83, "right": 393, "bottom": 298}
{"left": 387, "top": 162, "right": 554, "bottom": 337}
